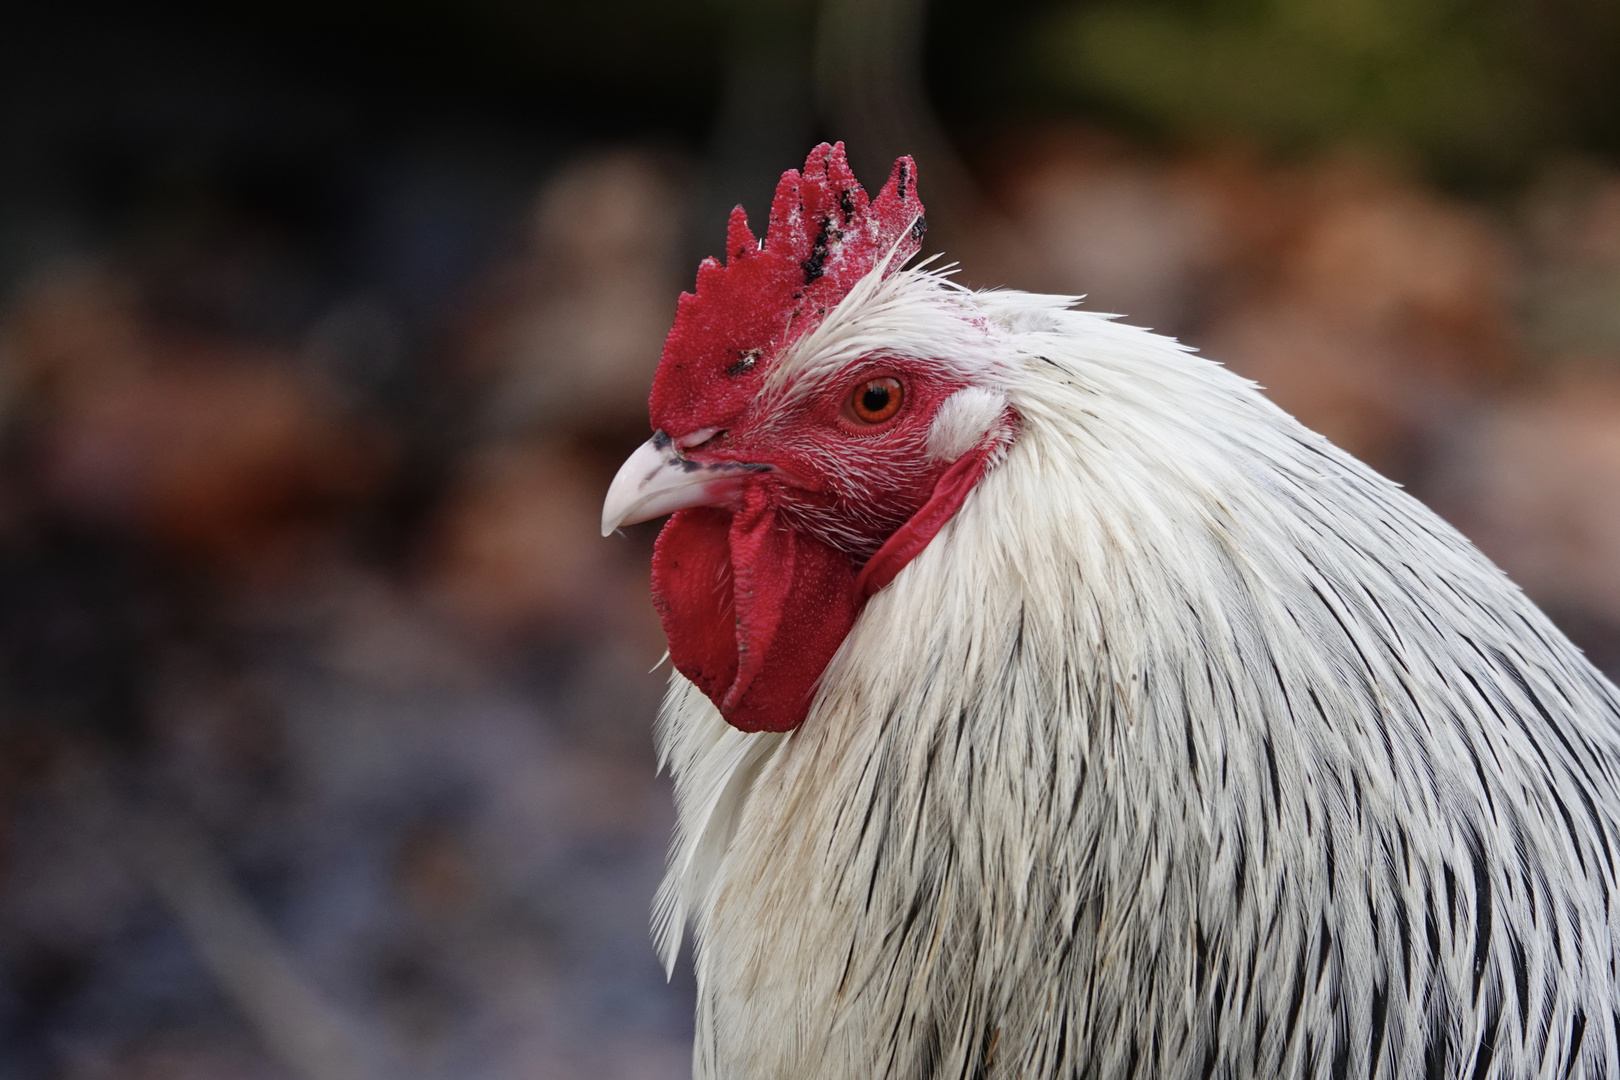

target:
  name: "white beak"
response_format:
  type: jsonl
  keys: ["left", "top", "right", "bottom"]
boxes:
{"left": 600, "top": 434, "right": 768, "bottom": 537}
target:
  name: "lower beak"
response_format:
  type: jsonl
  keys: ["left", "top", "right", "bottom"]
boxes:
{"left": 600, "top": 434, "right": 769, "bottom": 537}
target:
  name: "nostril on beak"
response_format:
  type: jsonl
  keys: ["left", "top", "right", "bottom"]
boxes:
{"left": 676, "top": 427, "right": 724, "bottom": 451}
{"left": 602, "top": 433, "right": 767, "bottom": 536}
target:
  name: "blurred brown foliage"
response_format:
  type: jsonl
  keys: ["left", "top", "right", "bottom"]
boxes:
{"left": 9, "top": 268, "right": 388, "bottom": 569}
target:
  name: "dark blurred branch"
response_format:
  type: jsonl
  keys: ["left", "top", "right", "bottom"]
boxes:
{"left": 811, "top": 0, "right": 1045, "bottom": 284}
{"left": 813, "top": 0, "right": 967, "bottom": 214}
{"left": 118, "top": 805, "right": 388, "bottom": 1080}
{"left": 700, "top": 0, "right": 818, "bottom": 259}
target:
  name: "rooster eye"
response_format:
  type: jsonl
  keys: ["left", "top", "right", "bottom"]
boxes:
{"left": 846, "top": 377, "right": 904, "bottom": 425}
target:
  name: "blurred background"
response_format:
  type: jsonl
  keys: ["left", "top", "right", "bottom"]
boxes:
{"left": 0, "top": 0, "right": 1617, "bottom": 1076}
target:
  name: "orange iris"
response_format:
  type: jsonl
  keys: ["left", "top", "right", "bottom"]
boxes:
{"left": 847, "top": 377, "right": 903, "bottom": 424}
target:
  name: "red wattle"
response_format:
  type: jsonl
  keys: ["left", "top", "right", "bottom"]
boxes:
{"left": 653, "top": 489, "right": 858, "bottom": 733}
{"left": 652, "top": 441, "right": 999, "bottom": 733}
{"left": 651, "top": 507, "right": 738, "bottom": 708}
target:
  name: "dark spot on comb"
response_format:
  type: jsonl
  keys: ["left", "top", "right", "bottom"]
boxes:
{"left": 838, "top": 190, "right": 856, "bottom": 219}
{"left": 802, "top": 213, "right": 832, "bottom": 283}
{"left": 725, "top": 350, "right": 760, "bottom": 378}
{"left": 897, "top": 161, "right": 910, "bottom": 197}
{"left": 909, "top": 215, "right": 927, "bottom": 242}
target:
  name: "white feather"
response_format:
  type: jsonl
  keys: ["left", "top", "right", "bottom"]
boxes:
{"left": 927, "top": 386, "right": 1008, "bottom": 462}
{"left": 654, "top": 268, "right": 1620, "bottom": 1079}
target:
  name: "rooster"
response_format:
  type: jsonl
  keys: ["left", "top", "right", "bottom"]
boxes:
{"left": 600, "top": 144, "right": 1620, "bottom": 1080}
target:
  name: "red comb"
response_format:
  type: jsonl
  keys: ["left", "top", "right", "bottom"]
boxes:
{"left": 650, "top": 143, "right": 924, "bottom": 435}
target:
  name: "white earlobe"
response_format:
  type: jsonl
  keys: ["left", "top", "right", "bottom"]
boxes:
{"left": 926, "top": 387, "right": 1007, "bottom": 462}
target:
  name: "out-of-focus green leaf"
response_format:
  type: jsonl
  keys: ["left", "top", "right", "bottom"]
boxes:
{"left": 1034, "top": 0, "right": 1551, "bottom": 171}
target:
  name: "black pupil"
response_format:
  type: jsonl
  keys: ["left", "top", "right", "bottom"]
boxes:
{"left": 861, "top": 385, "right": 890, "bottom": 414}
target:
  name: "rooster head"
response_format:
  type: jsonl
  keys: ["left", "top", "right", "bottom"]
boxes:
{"left": 601, "top": 143, "right": 1012, "bottom": 732}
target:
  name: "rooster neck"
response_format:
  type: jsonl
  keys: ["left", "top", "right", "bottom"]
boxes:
{"left": 656, "top": 296, "right": 1620, "bottom": 1080}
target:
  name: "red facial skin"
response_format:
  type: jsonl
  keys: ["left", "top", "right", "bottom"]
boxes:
{"left": 682, "top": 362, "right": 972, "bottom": 560}
{"left": 645, "top": 142, "right": 997, "bottom": 733}
{"left": 652, "top": 361, "right": 995, "bottom": 733}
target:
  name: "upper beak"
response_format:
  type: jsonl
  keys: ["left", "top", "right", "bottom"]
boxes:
{"left": 601, "top": 434, "right": 769, "bottom": 537}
